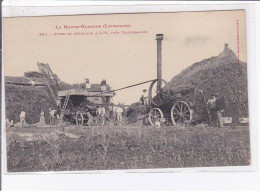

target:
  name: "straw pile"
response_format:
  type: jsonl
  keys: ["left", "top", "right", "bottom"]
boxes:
{"left": 5, "top": 76, "right": 112, "bottom": 124}
{"left": 168, "top": 44, "right": 248, "bottom": 123}
{"left": 5, "top": 84, "right": 52, "bottom": 124}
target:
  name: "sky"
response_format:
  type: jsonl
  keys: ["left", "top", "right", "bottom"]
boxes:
{"left": 3, "top": 10, "right": 247, "bottom": 105}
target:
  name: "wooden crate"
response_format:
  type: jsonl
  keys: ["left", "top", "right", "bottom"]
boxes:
{"left": 239, "top": 117, "right": 249, "bottom": 124}
{"left": 222, "top": 117, "right": 232, "bottom": 124}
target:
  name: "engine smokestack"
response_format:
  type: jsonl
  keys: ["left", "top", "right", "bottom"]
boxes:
{"left": 156, "top": 34, "right": 163, "bottom": 91}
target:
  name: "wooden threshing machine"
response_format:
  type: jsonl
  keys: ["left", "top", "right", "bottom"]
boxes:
{"left": 37, "top": 63, "right": 115, "bottom": 125}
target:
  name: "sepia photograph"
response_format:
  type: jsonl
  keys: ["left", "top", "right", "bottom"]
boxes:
{"left": 3, "top": 10, "right": 250, "bottom": 172}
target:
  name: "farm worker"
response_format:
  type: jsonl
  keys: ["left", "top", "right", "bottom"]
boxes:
{"left": 101, "top": 79, "right": 107, "bottom": 92}
{"left": 54, "top": 110, "right": 60, "bottom": 124}
{"left": 116, "top": 106, "right": 124, "bottom": 122}
{"left": 215, "top": 95, "right": 225, "bottom": 128}
{"left": 39, "top": 110, "right": 46, "bottom": 125}
{"left": 85, "top": 78, "right": 91, "bottom": 90}
{"left": 97, "top": 106, "right": 106, "bottom": 125}
{"left": 140, "top": 95, "right": 144, "bottom": 104}
{"left": 20, "top": 110, "right": 26, "bottom": 127}
{"left": 86, "top": 111, "right": 94, "bottom": 125}
{"left": 109, "top": 104, "right": 116, "bottom": 120}
{"left": 49, "top": 108, "right": 56, "bottom": 125}
{"left": 140, "top": 89, "right": 149, "bottom": 105}
{"left": 99, "top": 107, "right": 106, "bottom": 117}
{"left": 207, "top": 94, "right": 217, "bottom": 127}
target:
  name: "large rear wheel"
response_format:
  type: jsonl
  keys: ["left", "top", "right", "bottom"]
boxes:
{"left": 171, "top": 101, "right": 192, "bottom": 126}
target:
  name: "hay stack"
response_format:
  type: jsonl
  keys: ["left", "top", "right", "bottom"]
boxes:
{"left": 5, "top": 76, "right": 112, "bottom": 124}
{"left": 168, "top": 44, "right": 248, "bottom": 123}
{"left": 5, "top": 84, "right": 52, "bottom": 124}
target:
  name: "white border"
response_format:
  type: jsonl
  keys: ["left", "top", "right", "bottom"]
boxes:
{"left": 1, "top": 1, "right": 259, "bottom": 190}
{"left": 0, "top": 2, "right": 257, "bottom": 17}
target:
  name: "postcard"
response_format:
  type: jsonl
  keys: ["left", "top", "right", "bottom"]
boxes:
{"left": 2, "top": 10, "right": 250, "bottom": 172}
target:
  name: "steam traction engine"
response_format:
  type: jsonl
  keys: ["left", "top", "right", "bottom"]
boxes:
{"left": 147, "top": 34, "right": 194, "bottom": 126}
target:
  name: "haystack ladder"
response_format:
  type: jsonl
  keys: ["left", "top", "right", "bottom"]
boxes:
{"left": 59, "top": 92, "right": 71, "bottom": 123}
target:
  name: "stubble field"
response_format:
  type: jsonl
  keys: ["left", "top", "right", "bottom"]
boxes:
{"left": 6, "top": 125, "right": 250, "bottom": 172}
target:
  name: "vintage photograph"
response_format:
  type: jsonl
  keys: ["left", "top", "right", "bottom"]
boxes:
{"left": 3, "top": 10, "right": 250, "bottom": 172}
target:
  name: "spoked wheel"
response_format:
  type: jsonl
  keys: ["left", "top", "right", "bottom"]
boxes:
{"left": 171, "top": 101, "right": 192, "bottom": 126}
{"left": 148, "top": 108, "right": 164, "bottom": 126}
{"left": 76, "top": 113, "right": 85, "bottom": 125}
{"left": 149, "top": 79, "right": 170, "bottom": 106}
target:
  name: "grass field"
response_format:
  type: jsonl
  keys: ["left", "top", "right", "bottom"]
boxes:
{"left": 6, "top": 125, "right": 250, "bottom": 172}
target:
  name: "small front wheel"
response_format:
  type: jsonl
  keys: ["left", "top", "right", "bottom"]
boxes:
{"left": 148, "top": 108, "right": 164, "bottom": 126}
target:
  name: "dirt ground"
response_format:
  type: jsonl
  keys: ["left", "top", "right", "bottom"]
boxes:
{"left": 6, "top": 124, "right": 250, "bottom": 172}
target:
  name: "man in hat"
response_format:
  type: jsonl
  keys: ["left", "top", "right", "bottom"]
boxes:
{"left": 207, "top": 94, "right": 217, "bottom": 126}
{"left": 140, "top": 89, "right": 149, "bottom": 105}
{"left": 215, "top": 94, "right": 225, "bottom": 128}
{"left": 85, "top": 78, "right": 91, "bottom": 90}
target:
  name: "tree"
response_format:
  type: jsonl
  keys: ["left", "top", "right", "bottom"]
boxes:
{"left": 24, "top": 71, "right": 44, "bottom": 78}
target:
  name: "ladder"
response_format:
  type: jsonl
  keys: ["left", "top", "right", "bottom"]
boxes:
{"left": 59, "top": 92, "right": 71, "bottom": 123}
